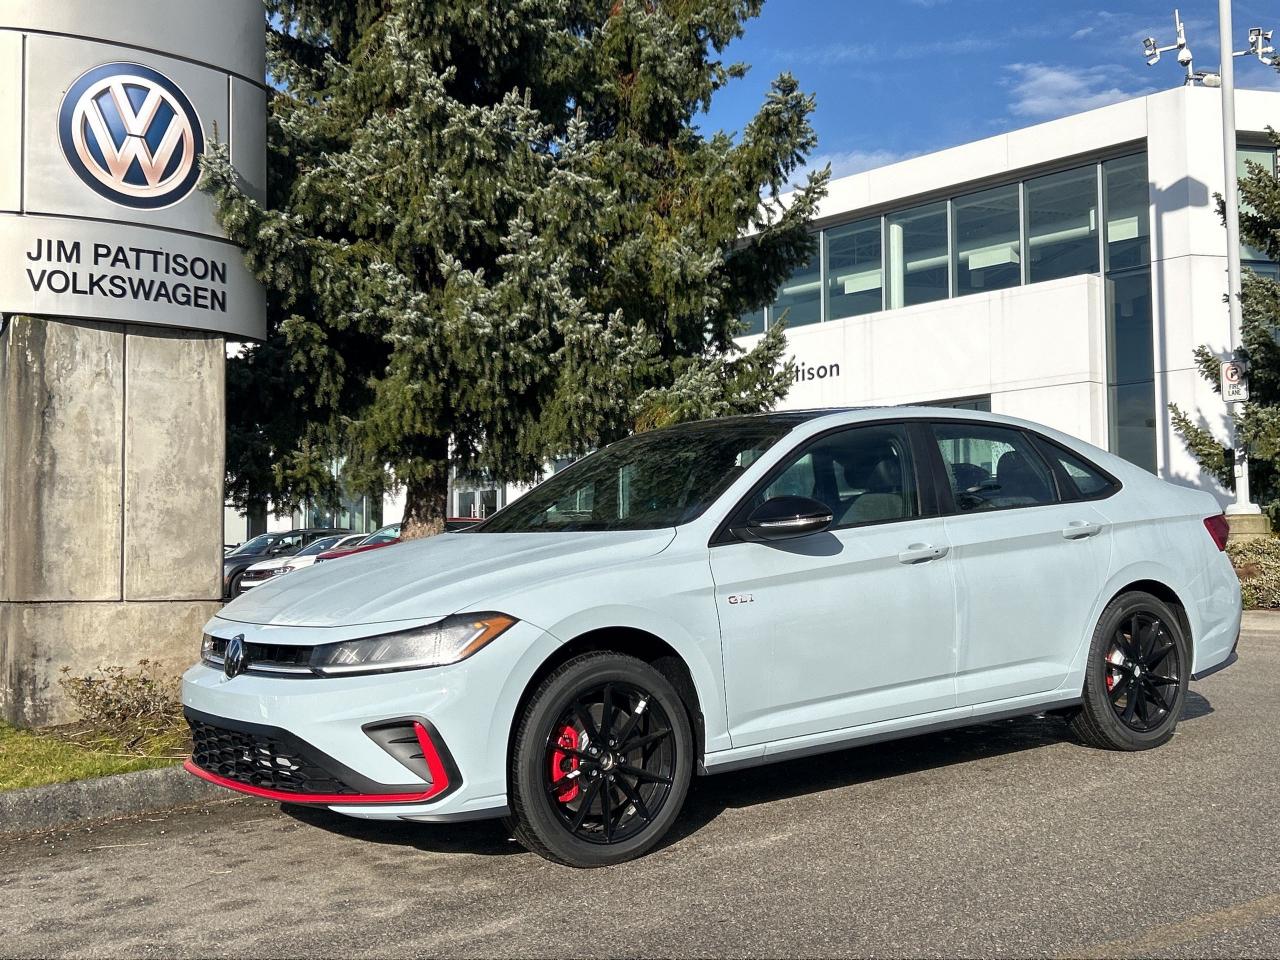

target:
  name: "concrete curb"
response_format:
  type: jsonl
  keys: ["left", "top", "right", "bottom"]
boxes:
{"left": 0, "top": 763, "right": 231, "bottom": 838}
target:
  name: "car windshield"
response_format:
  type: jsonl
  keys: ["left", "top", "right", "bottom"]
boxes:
{"left": 478, "top": 421, "right": 796, "bottom": 533}
{"left": 361, "top": 526, "right": 400, "bottom": 545}
{"left": 297, "top": 536, "right": 341, "bottom": 557}
{"left": 227, "top": 534, "right": 276, "bottom": 557}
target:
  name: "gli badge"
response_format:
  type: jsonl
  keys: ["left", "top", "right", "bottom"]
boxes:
{"left": 727, "top": 594, "right": 754, "bottom": 605}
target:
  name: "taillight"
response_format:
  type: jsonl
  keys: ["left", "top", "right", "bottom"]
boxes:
{"left": 1204, "top": 514, "right": 1230, "bottom": 551}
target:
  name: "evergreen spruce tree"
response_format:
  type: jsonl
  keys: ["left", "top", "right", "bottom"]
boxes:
{"left": 1171, "top": 143, "right": 1280, "bottom": 516}
{"left": 204, "top": 0, "right": 826, "bottom": 536}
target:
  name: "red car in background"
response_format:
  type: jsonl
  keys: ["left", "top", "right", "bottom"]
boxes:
{"left": 313, "top": 519, "right": 479, "bottom": 563}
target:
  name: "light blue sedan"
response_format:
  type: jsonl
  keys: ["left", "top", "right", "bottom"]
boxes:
{"left": 184, "top": 407, "right": 1241, "bottom": 867}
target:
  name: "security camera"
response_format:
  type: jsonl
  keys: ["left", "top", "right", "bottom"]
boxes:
{"left": 1177, "top": 46, "right": 1194, "bottom": 66}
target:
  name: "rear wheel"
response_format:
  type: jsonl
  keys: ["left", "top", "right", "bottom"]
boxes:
{"left": 507, "top": 652, "right": 693, "bottom": 867}
{"left": 1070, "top": 591, "right": 1189, "bottom": 750}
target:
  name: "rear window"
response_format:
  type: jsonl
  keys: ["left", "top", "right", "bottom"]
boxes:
{"left": 1035, "top": 439, "right": 1119, "bottom": 500}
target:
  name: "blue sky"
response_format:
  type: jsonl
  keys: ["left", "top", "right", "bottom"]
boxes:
{"left": 701, "top": 0, "right": 1280, "bottom": 179}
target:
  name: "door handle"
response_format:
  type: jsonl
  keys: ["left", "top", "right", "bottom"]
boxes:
{"left": 1062, "top": 520, "right": 1103, "bottom": 540}
{"left": 898, "top": 543, "right": 949, "bottom": 564}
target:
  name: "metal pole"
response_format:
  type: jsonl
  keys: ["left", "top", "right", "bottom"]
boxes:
{"left": 1219, "top": 0, "right": 1261, "bottom": 514}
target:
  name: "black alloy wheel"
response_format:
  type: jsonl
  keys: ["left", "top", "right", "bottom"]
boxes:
{"left": 1102, "top": 612, "right": 1182, "bottom": 732}
{"left": 544, "top": 680, "right": 678, "bottom": 845}
{"left": 1070, "top": 591, "right": 1190, "bottom": 750}
{"left": 508, "top": 652, "right": 693, "bottom": 867}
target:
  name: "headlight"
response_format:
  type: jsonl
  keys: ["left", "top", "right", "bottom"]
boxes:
{"left": 200, "top": 633, "right": 222, "bottom": 667}
{"left": 310, "top": 612, "right": 518, "bottom": 676}
{"left": 280, "top": 565, "right": 296, "bottom": 574}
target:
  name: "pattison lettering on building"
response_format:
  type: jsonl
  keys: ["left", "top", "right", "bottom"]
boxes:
{"left": 23, "top": 236, "right": 229, "bottom": 312}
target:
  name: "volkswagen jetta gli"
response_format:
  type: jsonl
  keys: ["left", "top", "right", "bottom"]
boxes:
{"left": 184, "top": 408, "right": 1241, "bottom": 867}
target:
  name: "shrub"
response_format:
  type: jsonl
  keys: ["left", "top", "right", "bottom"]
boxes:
{"left": 56, "top": 660, "right": 187, "bottom": 757}
{"left": 1227, "top": 536, "right": 1280, "bottom": 609}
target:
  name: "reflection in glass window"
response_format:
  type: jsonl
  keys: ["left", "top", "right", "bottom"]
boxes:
{"left": 1109, "top": 381, "right": 1156, "bottom": 474}
{"left": 771, "top": 249, "right": 821, "bottom": 327}
{"left": 1106, "top": 268, "right": 1156, "bottom": 474}
{"left": 887, "top": 202, "right": 949, "bottom": 308}
{"left": 955, "top": 184, "right": 1021, "bottom": 295}
{"left": 1107, "top": 270, "right": 1154, "bottom": 387}
{"left": 1104, "top": 155, "right": 1150, "bottom": 271}
{"left": 1027, "top": 166, "right": 1100, "bottom": 282}
{"left": 738, "top": 306, "right": 766, "bottom": 336}
{"left": 1238, "top": 145, "right": 1275, "bottom": 264}
{"left": 825, "top": 218, "right": 883, "bottom": 319}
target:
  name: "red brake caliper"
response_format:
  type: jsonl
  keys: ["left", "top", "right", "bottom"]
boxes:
{"left": 1105, "top": 647, "right": 1125, "bottom": 691}
{"left": 550, "top": 724, "right": 580, "bottom": 803}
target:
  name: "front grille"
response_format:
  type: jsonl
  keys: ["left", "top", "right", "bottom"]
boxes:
{"left": 205, "top": 636, "right": 315, "bottom": 675}
{"left": 188, "top": 715, "right": 355, "bottom": 795}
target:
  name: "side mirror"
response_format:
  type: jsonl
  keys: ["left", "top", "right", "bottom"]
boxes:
{"left": 734, "top": 496, "right": 834, "bottom": 542}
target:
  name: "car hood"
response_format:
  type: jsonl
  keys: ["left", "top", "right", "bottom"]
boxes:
{"left": 216, "top": 528, "right": 677, "bottom": 628}
{"left": 246, "top": 556, "right": 289, "bottom": 572}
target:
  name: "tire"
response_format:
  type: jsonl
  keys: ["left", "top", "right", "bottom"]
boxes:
{"left": 507, "top": 651, "right": 693, "bottom": 867}
{"left": 226, "top": 571, "right": 245, "bottom": 600}
{"left": 1070, "top": 591, "right": 1190, "bottom": 750}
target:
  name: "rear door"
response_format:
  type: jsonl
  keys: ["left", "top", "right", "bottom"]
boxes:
{"left": 926, "top": 420, "right": 1113, "bottom": 706}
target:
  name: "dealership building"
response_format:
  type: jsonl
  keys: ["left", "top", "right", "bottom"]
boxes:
{"left": 453, "top": 85, "right": 1274, "bottom": 518}
{"left": 736, "top": 84, "right": 1280, "bottom": 499}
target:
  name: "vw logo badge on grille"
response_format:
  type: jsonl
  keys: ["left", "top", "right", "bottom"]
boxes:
{"left": 58, "top": 62, "right": 205, "bottom": 210}
{"left": 224, "top": 634, "right": 248, "bottom": 679}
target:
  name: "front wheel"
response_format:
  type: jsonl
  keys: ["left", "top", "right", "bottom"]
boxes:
{"left": 507, "top": 652, "right": 693, "bottom": 867}
{"left": 1070, "top": 591, "right": 1190, "bottom": 750}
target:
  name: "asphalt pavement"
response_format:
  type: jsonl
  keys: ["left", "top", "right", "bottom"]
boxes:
{"left": 3, "top": 619, "right": 1279, "bottom": 958}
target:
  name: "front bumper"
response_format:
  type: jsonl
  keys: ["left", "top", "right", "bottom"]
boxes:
{"left": 179, "top": 621, "right": 554, "bottom": 821}
{"left": 184, "top": 707, "right": 460, "bottom": 804}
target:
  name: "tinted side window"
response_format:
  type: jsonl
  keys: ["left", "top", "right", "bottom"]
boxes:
{"left": 1040, "top": 442, "right": 1118, "bottom": 499}
{"left": 751, "top": 424, "right": 920, "bottom": 528}
{"left": 932, "top": 423, "right": 1058, "bottom": 512}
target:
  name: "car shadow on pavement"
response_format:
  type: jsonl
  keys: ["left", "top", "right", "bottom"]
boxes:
{"left": 278, "top": 692, "right": 1214, "bottom": 860}
{"left": 660, "top": 691, "right": 1216, "bottom": 852}
{"left": 281, "top": 804, "right": 522, "bottom": 857}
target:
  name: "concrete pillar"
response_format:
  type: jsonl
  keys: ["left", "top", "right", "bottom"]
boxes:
{"left": 0, "top": 315, "right": 224, "bottom": 725}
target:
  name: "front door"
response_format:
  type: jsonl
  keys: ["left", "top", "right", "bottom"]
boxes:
{"left": 711, "top": 422, "right": 958, "bottom": 748}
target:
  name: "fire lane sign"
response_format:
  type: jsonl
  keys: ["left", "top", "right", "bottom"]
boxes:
{"left": 1222, "top": 359, "right": 1249, "bottom": 403}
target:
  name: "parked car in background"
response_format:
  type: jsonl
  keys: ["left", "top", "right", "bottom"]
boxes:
{"left": 314, "top": 523, "right": 401, "bottom": 563}
{"left": 222, "top": 528, "right": 343, "bottom": 599}
{"left": 238, "top": 533, "right": 357, "bottom": 592}
{"left": 281, "top": 533, "right": 366, "bottom": 574}
{"left": 187, "top": 408, "right": 1240, "bottom": 867}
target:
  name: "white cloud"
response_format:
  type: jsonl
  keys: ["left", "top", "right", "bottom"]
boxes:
{"left": 1004, "top": 63, "right": 1155, "bottom": 120}
{"left": 1071, "top": 26, "right": 1094, "bottom": 40}
{"left": 808, "top": 148, "right": 915, "bottom": 181}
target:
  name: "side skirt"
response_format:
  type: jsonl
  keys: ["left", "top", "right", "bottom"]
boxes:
{"left": 700, "top": 695, "right": 1083, "bottom": 776}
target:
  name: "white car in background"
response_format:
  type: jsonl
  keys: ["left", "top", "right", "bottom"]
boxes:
{"left": 184, "top": 408, "right": 1241, "bottom": 867}
{"left": 236, "top": 533, "right": 363, "bottom": 591}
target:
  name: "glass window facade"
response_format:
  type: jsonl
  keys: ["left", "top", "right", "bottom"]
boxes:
{"left": 770, "top": 248, "right": 821, "bottom": 327}
{"left": 741, "top": 150, "right": 1155, "bottom": 473}
{"left": 825, "top": 218, "right": 883, "bottom": 320}
{"left": 1026, "top": 166, "right": 1099, "bottom": 282}
{"left": 749, "top": 152, "right": 1144, "bottom": 332}
{"left": 887, "top": 202, "right": 949, "bottom": 308}
{"left": 954, "top": 185, "right": 1021, "bottom": 295}
{"left": 1104, "top": 154, "right": 1150, "bottom": 271}
{"left": 1238, "top": 144, "right": 1276, "bottom": 265}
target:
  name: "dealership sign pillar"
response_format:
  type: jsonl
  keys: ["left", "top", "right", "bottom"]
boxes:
{"left": 0, "top": 1, "right": 266, "bottom": 725}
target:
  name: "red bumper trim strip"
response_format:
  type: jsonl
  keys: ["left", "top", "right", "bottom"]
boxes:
{"left": 183, "top": 758, "right": 435, "bottom": 805}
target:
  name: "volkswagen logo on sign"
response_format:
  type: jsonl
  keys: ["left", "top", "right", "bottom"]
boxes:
{"left": 58, "top": 62, "right": 205, "bottom": 210}
{"left": 224, "top": 634, "right": 248, "bottom": 679}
